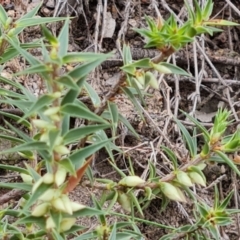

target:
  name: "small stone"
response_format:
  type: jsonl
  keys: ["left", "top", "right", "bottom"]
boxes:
{"left": 103, "top": 73, "right": 109, "bottom": 80}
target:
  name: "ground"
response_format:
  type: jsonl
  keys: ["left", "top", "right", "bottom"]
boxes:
{"left": 1, "top": 0, "right": 240, "bottom": 239}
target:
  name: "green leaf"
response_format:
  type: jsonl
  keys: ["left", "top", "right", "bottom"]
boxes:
{"left": 21, "top": 94, "right": 54, "bottom": 119}
{"left": 16, "top": 216, "right": 46, "bottom": 228}
{"left": 0, "top": 134, "right": 24, "bottom": 143}
{"left": 0, "top": 141, "right": 48, "bottom": 154}
{"left": 121, "top": 87, "right": 144, "bottom": 120}
{"left": 61, "top": 77, "right": 86, "bottom": 105}
{"left": 63, "top": 124, "right": 110, "bottom": 144}
{"left": 58, "top": 18, "right": 69, "bottom": 57}
{"left": 174, "top": 117, "right": 196, "bottom": 158}
{"left": 108, "top": 102, "right": 119, "bottom": 136}
{"left": 83, "top": 82, "right": 101, "bottom": 107}
{"left": 0, "top": 182, "right": 31, "bottom": 191}
{"left": 58, "top": 158, "right": 75, "bottom": 176}
{"left": 101, "top": 111, "right": 139, "bottom": 139}
{"left": 219, "top": 190, "right": 234, "bottom": 210}
{"left": 193, "top": 0, "right": 203, "bottom": 24}
{"left": 92, "top": 130, "right": 120, "bottom": 162}
{"left": 0, "top": 110, "right": 30, "bottom": 128}
{"left": 153, "top": 62, "right": 191, "bottom": 76}
{"left": 41, "top": 24, "right": 58, "bottom": 45}
{"left": 16, "top": 17, "right": 67, "bottom": 28}
{"left": 109, "top": 223, "right": 117, "bottom": 240}
{"left": 14, "top": 64, "right": 51, "bottom": 76}
{"left": 91, "top": 195, "right": 106, "bottom": 224}
{"left": 161, "top": 145, "right": 178, "bottom": 170}
{"left": 0, "top": 5, "right": 8, "bottom": 25}
{"left": 6, "top": 36, "right": 41, "bottom": 66}
{"left": 23, "top": 183, "right": 50, "bottom": 210}
{"left": 66, "top": 207, "right": 105, "bottom": 218}
{"left": 48, "top": 129, "right": 60, "bottom": 150}
{"left": 57, "top": 75, "right": 78, "bottom": 90}
{"left": 4, "top": 120, "right": 32, "bottom": 142}
{"left": 121, "top": 66, "right": 136, "bottom": 75}
{"left": 204, "top": 19, "right": 240, "bottom": 26}
{"left": 122, "top": 58, "right": 152, "bottom": 69}
{"left": 123, "top": 44, "right": 132, "bottom": 65}
{"left": 61, "top": 103, "right": 108, "bottom": 124}
{"left": 0, "top": 74, "right": 24, "bottom": 89}
{"left": 202, "top": 0, "right": 214, "bottom": 20}
{"left": 129, "top": 191, "right": 144, "bottom": 217}
{"left": 119, "top": 113, "right": 139, "bottom": 138}
{"left": 69, "top": 139, "right": 111, "bottom": 169}
{"left": 68, "top": 53, "right": 112, "bottom": 81}
{"left": 62, "top": 52, "right": 110, "bottom": 63}
{"left": 181, "top": 110, "right": 210, "bottom": 141}
{"left": 18, "top": 3, "right": 42, "bottom": 20}
{"left": 0, "top": 88, "right": 27, "bottom": 99}
{"left": 215, "top": 150, "right": 240, "bottom": 177}
{"left": 0, "top": 164, "right": 28, "bottom": 174}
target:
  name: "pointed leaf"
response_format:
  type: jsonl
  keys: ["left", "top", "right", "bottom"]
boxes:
{"left": 0, "top": 141, "right": 48, "bottom": 154}
{"left": 161, "top": 145, "right": 178, "bottom": 170}
{"left": 16, "top": 17, "right": 67, "bottom": 28}
{"left": 69, "top": 138, "right": 111, "bottom": 169}
{"left": 63, "top": 124, "right": 110, "bottom": 144}
{"left": 215, "top": 150, "right": 240, "bottom": 177}
{"left": 153, "top": 62, "right": 191, "bottom": 76}
{"left": 0, "top": 182, "right": 31, "bottom": 191}
{"left": 58, "top": 18, "right": 69, "bottom": 57}
{"left": 0, "top": 5, "right": 8, "bottom": 25}
{"left": 174, "top": 117, "right": 196, "bottom": 158}
{"left": 61, "top": 103, "right": 108, "bottom": 124}
{"left": 57, "top": 75, "right": 78, "bottom": 90}
{"left": 83, "top": 82, "right": 101, "bottom": 107}
{"left": 68, "top": 53, "right": 112, "bottom": 81}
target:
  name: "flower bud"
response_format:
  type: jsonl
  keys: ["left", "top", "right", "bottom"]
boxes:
{"left": 152, "top": 63, "right": 172, "bottom": 74}
{"left": 117, "top": 192, "right": 131, "bottom": 212}
{"left": 32, "top": 202, "right": 49, "bottom": 217}
{"left": 160, "top": 182, "right": 186, "bottom": 202}
{"left": 49, "top": 114, "right": 61, "bottom": 122}
{"left": 54, "top": 145, "right": 70, "bottom": 155}
{"left": 7, "top": 28, "right": 16, "bottom": 37}
{"left": 176, "top": 171, "right": 193, "bottom": 187}
{"left": 43, "top": 107, "right": 60, "bottom": 116}
{"left": 32, "top": 120, "right": 52, "bottom": 129}
{"left": 60, "top": 218, "right": 76, "bottom": 232}
{"left": 4, "top": 17, "right": 12, "bottom": 29}
{"left": 20, "top": 173, "right": 33, "bottom": 184}
{"left": 188, "top": 172, "right": 206, "bottom": 187}
{"left": 50, "top": 92, "right": 61, "bottom": 98}
{"left": 46, "top": 216, "right": 56, "bottom": 229}
{"left": 55, "top": 167, "right": 67, "bottom": 187}
{"left": 145, "top": 71, "right": 158, "bottom": 89}
{"left": 32, "top": 178, "right": 44, "bottom": 193}
{"left": 52, "top": 197, "right": 67, "bottom": 213}
{"left": 70, "top": 201, "right": 86, "bottom": 212}
{"left": 39, "top": 189, "right": 58, "bottom": 202}
{"left": 144, "top": 187, "right": 152, "bottom": 200}
{"left": 135, "top": 70, "right": 145, "bottom": 86}
{"left": 43, "top": 173, "right": 54, "bottom": 184}
{"left": 119, "top": 176, "right": 145, "bottom": 187}
{"left": 61, "top": 195, "right": 72, "bottom": 215}
{"left": 40, "top": 132, "right": 49, "bottom": 142}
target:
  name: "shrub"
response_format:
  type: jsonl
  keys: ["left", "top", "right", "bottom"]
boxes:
{"left": 0, "top": 0, "right": 239, "bottom": 239}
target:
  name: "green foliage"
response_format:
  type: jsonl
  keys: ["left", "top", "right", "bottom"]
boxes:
{"left": 0, "top": 1, "right": 239, "bottom": 240}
